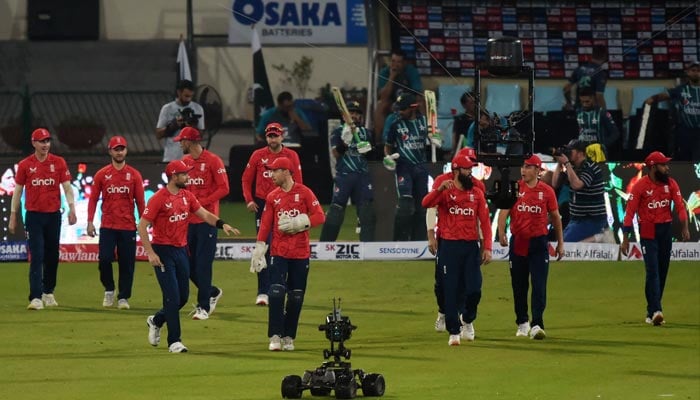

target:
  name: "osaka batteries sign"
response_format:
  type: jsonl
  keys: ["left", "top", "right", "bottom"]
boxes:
{"left": 228, "top": 0, "right": 367, "bottom": 45}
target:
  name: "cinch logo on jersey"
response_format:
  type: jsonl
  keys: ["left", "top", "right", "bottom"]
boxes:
{"left": 647, "top": 199, "right": 670, "bottom": 209}
{"left": 277, "top": 209, "right": 301, "bottom": 218}
{"left": 233, "top": 1, "right": 342, "bottom": 27}
{"left": 449, "top": 206, "right": 474, "bottom": 216}
{"left": 31, "top": 177, "right": 55, "bottom": 186}
{"left": 263, "top": 170, "right": 273, "bottom": 178}
{"left": 186, "top": 176, "right": 205, "bottom": 186}
{"left": 169, "top": 212, "right": 189, "bottom": 222}
{"left": 517, "top": 202, "right": 542, "bottom": 214}
{"left": 106, "top": 185, "right": 130, "bottom": 194}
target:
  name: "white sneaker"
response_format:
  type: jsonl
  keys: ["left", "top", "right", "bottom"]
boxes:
{"left": 168, "top": 341, "right": 188, "bottom": 353}
{"left": 269, "top": 335, "right": 282, "bottom": 351}
{"left": 27, "top": 298, "right": 44, "bottom": 310}
{"left": 434, "top": 312, "right": 446, "bottom": 332}
{"left": 460, "top": 322, "right": 475, "bottom": 341}
{"left": 146, "top": 316, "right": 161, "bottom": 346}
{"left": 530, "top": 325, "right": 546, "bottom": 340}
{"left": 645, "top": 317, "right": 653, "bottom": 325}
{"left": 516, "top": 322, "right": 531, "bottom": 337}
{"left": 282, "top": 336, "right": 295, "bottom": 351}
{"left": 256, "top": 294, "right": 269, "bottom": 306}
{"left": 448, "top": 334, "right": 461, "bottom": 346}
{"left": 42, "top": 293, "right": 58, "bottom": 307}
{"left": 209, "top": 289, "right": 223, "bottom": 314}
{"left": 652, "top": 311, "right": 665, "bottom": 326}
{"left": 117, "top": 299, "right": 130, "bottom": 310}
{"left": 192, "top": 307, "right": 209, "bottom": 320}
{"left": 103, "top": 291, "right": 115, "bottom": 307}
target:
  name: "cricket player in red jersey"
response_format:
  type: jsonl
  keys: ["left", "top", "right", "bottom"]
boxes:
{"left": 87, "top": 136, "right": 145, "bottom": 310}
{"left": 426, "top": 147, "right": 485, "bottom": 332}
{"left": 498, "top": 155, "right": 564, "bottom": 340}
{"left": 242, "top": 122, "right": 303, "bottom": 306}
{"left": 139, "top": 160, "right": 239, "bottom": 353}
{"left": 249, "top": 157, "right": 325, "bottom": 351}
{"left": 10, "top": 128, "right": 77, "bottom": 310}
{"left": 422, "top": 153, "right": 492, "bottom": 346}
{"left": 174, "top": 127, "right": 230, "bottom": 320}
{"left": 621, "top": 151, "right": 689, "bottom": 326}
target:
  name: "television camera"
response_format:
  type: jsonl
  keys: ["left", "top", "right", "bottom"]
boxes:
{"left": 475, "top": 37, "right": 535, "bottom": 209}
{"left": 178, "top": 107, "right": 202, "bottom": 126}
{"left": 281, "top": 298, "right": 385, "bottom": 399}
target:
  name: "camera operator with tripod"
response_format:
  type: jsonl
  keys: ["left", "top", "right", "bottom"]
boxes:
{"left": 155, "top": 79, "right": 205, "bottom": 162}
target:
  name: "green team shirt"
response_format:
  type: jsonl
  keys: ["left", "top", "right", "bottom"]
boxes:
{"left": 575, "top": 107, "right": 620, "bottom": 149}
{"left": 385, "top": 114, "right": 429, "bottom": 166}
{"left": 330, "top": 124, "right": 372, "bottom": 174}
{"left": 667, "top": 83, "right": 700, "bottom": 129}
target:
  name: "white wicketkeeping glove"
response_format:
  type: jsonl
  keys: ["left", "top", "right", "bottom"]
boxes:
{"left": 341, "top": 125, "right": 354, "bottom": 145}
{"left": 383, "top": 153, "right": 400, "bottom": 171}
{"left": 250, "top": 241, "right": 268, "bottom": 273}
{"left": 278, "top": 213, "right": 311, "bottom": 234}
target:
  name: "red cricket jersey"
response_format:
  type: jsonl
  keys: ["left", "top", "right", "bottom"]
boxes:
{"left": 182, "top": 150, "right": 229, "bottom": 223}
{"left": 15, "top": 153, "right": 71, "bottom": 212}
{"left": 509, "top": 179, "right": 558, "bottom": 238}
{"left": 430, "top": 172, "right": 486, "bottom": 239}
{"left": 257, "top": 183, "right": 325, "bottom": 259}
{"left": 422, "top": 184, "right": 493, "bottom": 250}
{"left": 87, "top": 164, "right": 145, "bottom": 230}
{"left": 242, "top": 147, "right": 303, "bottom": 203}
{"left": 142, "top": 187, "right": 202, "bottom": 247}
{"left": 623, "top": 176, "right": 687, "bottom": 239}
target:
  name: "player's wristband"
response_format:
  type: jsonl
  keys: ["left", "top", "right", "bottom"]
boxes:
{"left": 216, "top": 219, "right": 226, "bottom": 229}
{"left": 621, "top": 226, "right": 632, "bottom": 234}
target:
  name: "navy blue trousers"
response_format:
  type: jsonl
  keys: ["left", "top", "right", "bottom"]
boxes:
{"left": 641, "top": 222, "right": 672, "bottom": 317}
{"left": 255, "top": 197, "right": 271, "bottom": 296}
{"left": 187, "top": 222, "right": 219, "bottom": 311}
{"left": 151, "top": 245, "right": 189, "bottom": 346}
{"left": 509, "top": 235, "right": 550, "bottom": 329}
{"left": 267, "top": 257, "right": 309, "bottom": 339}
{"left": 437, "top": 239, "right": 481, "bottom": 335}
{"left": 25, "top": 211, "right": 61, "bottom": 301}
{"left": 98, "top": 228, "right": 136, "bottom": 299}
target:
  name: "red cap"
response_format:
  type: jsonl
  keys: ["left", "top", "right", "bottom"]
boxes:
{"left": 645, "top": 151, "right": 671, "bottom": 167}
{"left": 165, "top": 160, "right": 193, "bottom": 177}
{"left": 457, "top": 146, "right": 477, "bottom": 161}
{"left": 31, "top": 128, "right": 51, "bottom": 141}
{"left": 108, "top": 135, "right": 127, "bottom": 149}
{"left": 173, "top": 126, "right": 202, "bottom": 142}
{"left": 265, "top": 157, "right": 293, "bottom": 171}
{"left": 265, "top": 122, "right": 285, "bottom": 137}
{"left": 451, "top": 154, "right": 475, "bottom": 169}
{"left": 524, "top": 154, "right": 542, "bottom": 168}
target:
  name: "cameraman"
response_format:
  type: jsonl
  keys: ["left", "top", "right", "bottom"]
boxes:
{"left": 551, "top": 140, "right": 610, "bottom": 242}
{"left": 155, "top": 80, "right": 205, "bottom": 162}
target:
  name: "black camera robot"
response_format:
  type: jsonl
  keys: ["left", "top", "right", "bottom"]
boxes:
{"left": 281, "top": 299, "right": 385, "bottom": 399}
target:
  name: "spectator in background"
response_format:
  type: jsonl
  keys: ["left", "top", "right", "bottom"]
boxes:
{"left": 575, "top": 87, "right": 620, "bottom": 158}
{"left": 621, "top": 151, "right": 689, "bottom": 326}
{"left": 452, "top": 91, "right": 477, "bottom": 156}
{"left": 10, "top": 128, "right": 77, "bottom": 310}
{"left": 243, "top": 122, "right": 303, "bottom": 306}
{"left": 644, "top": 60, "right": 700, "bottom": 161}
{"left": 87, "top": 135, "right": 146, "bottom": 310}
{"left": 155, "top": 79, "right": 205, "bottom": 162}
{"left": 551, "top": 140, "right": 613, "bottom": 243}
{"left": 320, "top": 101, "right": 376, "bottom": 242}
{"left": 256, "top": 91, "right": 311, "bottom": 147}
{"left": 375, "top": 49, "right": 423, "bottom": 143}
{"left": 564, "top": 45, "right": 608, "bottom": 110}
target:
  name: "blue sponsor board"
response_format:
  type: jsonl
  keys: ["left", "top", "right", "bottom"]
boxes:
{"left": 0, "top": 241, "right": 28, "bottom": 261}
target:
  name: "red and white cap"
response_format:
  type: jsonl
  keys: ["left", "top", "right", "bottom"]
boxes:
{"left": 457, "top": 146, "right": 477, "bottom": 162}
{"left": 451, "top": 154, "right": 475, "bottom": 169}
{"left": 264, "top": 157, "right": 293, "bottom": 171}
{"left": 173, "top": 126, "right": 202, "bottom": 142}
{"left": 524, "top": 154, "right": 542, "bottom": 168}
{"left": 265, "top": 122, "right": 285, "bottom": 137}
{"left": 645, "top": 151, "right": 671, "bottom": 167}
{"left": 108, "top": 135, "right": 127, "bottom": 149}
{"left": 31, "top": 128, "right": 51, "bottom": 141}
{"left": 165, "top": 160, "right": 193, "bottom": 177}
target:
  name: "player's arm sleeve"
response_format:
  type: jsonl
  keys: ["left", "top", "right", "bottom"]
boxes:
{"left": 478, "top": 195, "right": 493, "bottom": 251}
{"left": 291, "top": 151, "right": 303, "bottom": 185}
{"left": 546, "top": 186, "right": 558, "bottom": 212}
{"left": 87, "top": 173, "right": 102, "bottom": 223}
{"left": 256, "top": 197, "right": 273, "bottom": 241}
{"left": 622, "top": 185, "right": 642, "bottom": 233}
{"left": 134, "top": 172, "right": 146, "bottom": 217}
{"left": 241, "top": 154, "right": 257, "bottom": 203}
{"left": 60, "top": 158, "right": 72, "bottom": 183}
{"left": 421, "top": 189, "right": 442, "bottom": 208}
{"left": 202, "top": 157, "right": 230, "bottom": 205}
{"left": 306, "top": 188, "right": 326, "bottom": 227}
{"left": 671, "top": 180, "right": 688, "bottom": 221}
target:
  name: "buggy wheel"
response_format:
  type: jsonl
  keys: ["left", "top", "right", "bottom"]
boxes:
{"left": 282, "top": 375, "right": 303, "bottom": 399}
{"left": 361, "top": 373, "right": 385, "bottom": 396}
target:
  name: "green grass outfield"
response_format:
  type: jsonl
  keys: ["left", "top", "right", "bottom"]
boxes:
{"left": 0, "top": 260, "right": 698, "bottom": 400}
